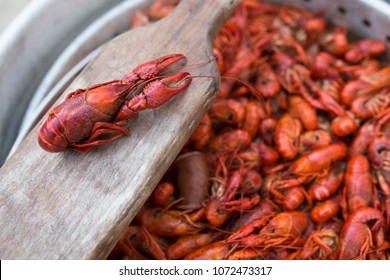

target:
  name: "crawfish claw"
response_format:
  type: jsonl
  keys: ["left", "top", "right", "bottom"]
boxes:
{"left": 113, "top": 72, "right": 192, "bottom": 123}
{"left": 144, "top": 72, "right": 192, "bottom": 109}
{"left": 123, "top": 54, "right": 186, "bottom": 83}
{"left": 154, "top": 54, "right": 187, "bottom": 71}
{"left": 124, "top": 72, "right": 192, "bottom": 112}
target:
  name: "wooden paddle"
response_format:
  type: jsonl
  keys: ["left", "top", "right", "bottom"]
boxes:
{"left": 0, "top": 0, "right": 240, "bottom": 259}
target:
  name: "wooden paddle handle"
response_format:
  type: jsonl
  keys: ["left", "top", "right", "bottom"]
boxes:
{"left": 166, "top": 0, "right": 241, "bottom": 40}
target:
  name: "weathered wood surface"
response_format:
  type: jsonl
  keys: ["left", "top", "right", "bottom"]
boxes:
{"left": 0, "top": 0, "right": 240, "bottom": 259}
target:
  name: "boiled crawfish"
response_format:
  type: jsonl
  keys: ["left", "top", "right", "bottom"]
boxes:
{"left": 38, "top": 54, "right": 191, "bottom": 152}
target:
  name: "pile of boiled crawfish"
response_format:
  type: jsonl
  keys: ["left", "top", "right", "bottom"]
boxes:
{"left": 108, "top": 0, "right": 390, "bottom": 260}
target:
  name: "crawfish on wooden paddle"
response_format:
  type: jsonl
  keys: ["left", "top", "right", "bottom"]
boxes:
{"left": 38, "top": 54, "right": 191, "bottom": 152}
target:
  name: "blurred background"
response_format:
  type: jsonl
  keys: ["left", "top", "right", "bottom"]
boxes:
{"left": 0, "top": 0, "right": 31, "bottom": 32}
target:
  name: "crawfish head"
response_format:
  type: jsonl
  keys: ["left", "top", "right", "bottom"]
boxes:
{"left": 250, "top": 211, "right": 308, "bottom": 249}
{"left": 368, "top": 136, "right": 390, "bottom": 170}
{"left": 260, "top": 212, "right": 308, "bottom": 236}
{"left": 337, "top": 207, "right": 385, "bottom": 260}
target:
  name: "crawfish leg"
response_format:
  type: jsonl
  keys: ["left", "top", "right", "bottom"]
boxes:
{"left": 311, "top": 235, "right": 334, "bottom": 255}
{"left": 71, "top": 122, "right": 129, "bottom": 152}
{"left": 65, "top": 88, "right": 85, "bottom": 99}
{"left": 118, "top": 239, "right": 148, "bottom": 260}
{"left": 139, "top": 226, "right": 167, "bottom": 260}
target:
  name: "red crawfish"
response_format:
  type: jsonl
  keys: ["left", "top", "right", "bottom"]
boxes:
{"left": 368, "top": 136, "right": 390, "bottom": 171}
{"left": 311, "top": 52, "right": 342, "bottom": 82}
{"left": 298, "top": 221, "right": 341, "bottom": 260}
{"left": 290, "top": 143, "right": 347, "bottom": 175}
{"left": 272, "top": 52, "right": 344, "bottom": 116}
{"left": 339, "top": 58, "right": 381, "bottom": 79}
{"left": 318, "top": 26, "right": 348, "bottom": 56}
{"left": 259, "top": 118, "right": 277, "bottom": 146}
{"left": 115, "top": 225, "right": 168, "bottom": 260}
{"left": 233, "top": 140, "right": 280, "bottom": 171}
{"left": 342, "top": 154, "right": 374, "bottom": 215}
{"left": 349, "top": 119, "right": 376, "bottom": 156}
{"left": 340, "top": 66, "right": 390, "bottom": 106}
{"left": 183, "top": 240, "right": 235, "bottom": 260}
{"left": 151, "top": 182, "right": 175, "bottom": 208}
{"left": 135, "top": 206, "right": 203, "bottom": 237}
{"left": 188, "top": 113, "right": 212, "bottom": 149}
{"left": 236, "top": 211, "right": 309, "bottom": 250}
{"left": 376, "top": 171, "right": 390, "bottom": 234}
{"left": 331, "top": 113, "right": 358, "bottom": 137}
{"left": 222, "top": 169, "right": 263, "bottom": 202}
{"left": 230, "top": 198, "right": 279, "bottom": 233}
{"left": 205, "top": 168, "right": 261, "bottom": 227}
{"left": 310, "top": 196, "right": 340, "bottom": 224}
{"left": 227, "top": 247, "right": 270, "bottom": 260}
{"left": 209, "top": 98, "right": 245, "bottom": 125}
{"left": 344, "top": 39, "right": 387, "bottom": 64}
{"left": 337, "top": 207, "right": 385, "bottom": 259}
{"left": 263, "top": 174, "right": 311, "bottom": 211}
{"left": 238, "top": 98, "right": 266, "bottom": 138}
{"left": 167, "top": 232, "right": 219, "bottom": 260}
{"left": 255, "top": 60, "right": 280, "bottom": 98}
{"left": 375, "top": 107, "right": 390, "bottom": 135}
{"left": 289, "top": 95, "right": 318, "bottom": 131}
{"left": 280, "top": 186, "right": 312, "bottom": 211}
{"left": 208, "top": 129, "right": 251, "bottom": 152}
{"left": 351, "top": 90, "right": 390, "bottom": 120}
{"left": 274, "top": 113, "right": 302, "bottom": 160}
{"left": 309, "top": 163, "right": 345, "bottom": 201}
{"left": 299, "top": 130, "right": 332, "bottom": 154}
{"left": 38, "top": 54, "right": 191, "bottom": 152}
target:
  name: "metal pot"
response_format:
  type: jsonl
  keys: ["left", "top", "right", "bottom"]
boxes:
{"left": 0, "top": 0, "right": 143, "bottom": 165}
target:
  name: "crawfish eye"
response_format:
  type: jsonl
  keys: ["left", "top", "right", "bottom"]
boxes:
{"left": 268, "top": 228, "right": 276, "bottom": 233}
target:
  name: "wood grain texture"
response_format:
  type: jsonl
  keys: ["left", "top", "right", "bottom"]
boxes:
{"left": 0, "top": 0, "right": 240, "bottom": 259}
